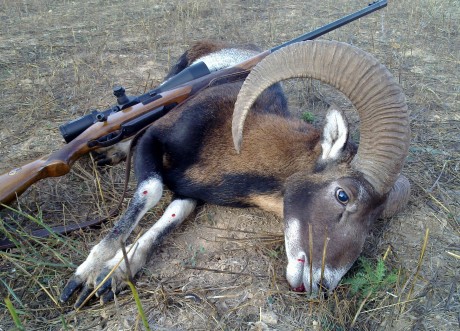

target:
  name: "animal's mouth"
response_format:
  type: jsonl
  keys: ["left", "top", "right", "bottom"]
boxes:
{"left": 292, "top": 283, "right": 306, "bottom": 292}
{"left": 290, "top": 281, "right": 331, "bottom": 293}
{"left": 286, "top": 255, "right": 346, "bottom": 294}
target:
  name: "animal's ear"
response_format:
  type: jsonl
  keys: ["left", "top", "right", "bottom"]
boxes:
{"left": 381, "top": 175, "right": 411, "bottom": 218}
{"left": 320, "top": 105, "right": 349, "bottom": 162}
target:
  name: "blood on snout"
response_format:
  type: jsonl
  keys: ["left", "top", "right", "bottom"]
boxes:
{"left": 292, "top": 284, "right": 306, "bottom": 292}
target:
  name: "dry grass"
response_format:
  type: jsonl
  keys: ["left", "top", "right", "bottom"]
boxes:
{"left": 0, "top": 0, "right": 459, "bottom": 330}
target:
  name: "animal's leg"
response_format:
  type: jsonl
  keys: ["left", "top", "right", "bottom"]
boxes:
{"left": 60, "top": 177, "right": 163, "bottom": 307}
{"left": 93, "top": 140, "right": 131, "bottom": 166}
{"left": 61, "top": 129, "right": 165, "bottom": 307}
{"left": 93, "top": 198, "right": 197, "bottom": 304}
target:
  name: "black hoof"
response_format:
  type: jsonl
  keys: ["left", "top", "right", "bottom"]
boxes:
{"left": 74, "top": 285, "right": 94, "bottom": 309}
{"left": 101, "top": 290, "right": 115, "bottom": 304}
{"left": 60, "top": 277, "right": 83, "bottom": 303}
{"left": 95, "top": 270, "right": 113, "bottom": 296}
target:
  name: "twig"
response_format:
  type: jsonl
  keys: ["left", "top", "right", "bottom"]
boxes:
{"left": 120, "top": 242, "right": 134, "bottom": 281}
{"left": 360, "top": 297, "right": 419, "bottom": 314}
{"left": 428, "top": 161, "right": 448, "bottom": 192}
{"left": 446, "top": 251, "right": 460, "bottom": 259}
{"left": 184, "top": 265, "right": 266, "bottom": 278}
{"left": 319, "top": 230, "right": 330, "bottom": 291}
{"left": 350, "top": 291, "right": 372, "bottom": 328}
{"left": 404, "top": 228, "right": 430, "bottom": 310}
{"left": 308, "top": 223, "right": 313, "bottom": 294}
{"left": 413, "top": 181, "right": 451, "bottom": 213}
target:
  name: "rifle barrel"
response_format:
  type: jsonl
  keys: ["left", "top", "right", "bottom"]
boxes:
{"left": 271, "top": 0, "right": 387, "bottom": 52}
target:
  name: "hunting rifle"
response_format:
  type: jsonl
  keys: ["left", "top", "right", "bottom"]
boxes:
{"left": 0, "top": 1, "right": 387, "bottom": 208}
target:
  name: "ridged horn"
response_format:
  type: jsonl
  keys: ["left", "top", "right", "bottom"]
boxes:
{"left": 232, "top": 40, "right": 410, "bottom": 195}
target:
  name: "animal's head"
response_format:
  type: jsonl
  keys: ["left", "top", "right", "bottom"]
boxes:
{"left": 232, "top": 41, "right": 411, "bottom": 292}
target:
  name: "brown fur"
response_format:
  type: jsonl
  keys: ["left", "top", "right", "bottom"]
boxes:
{"left": 247, "top": 194, "right": 284, "bottom": 217}
{"left": 178, "top": 81, "right": 321, "bottom": 189}
{"left": 185, "top": 114, "right": 321, "bottom": 183}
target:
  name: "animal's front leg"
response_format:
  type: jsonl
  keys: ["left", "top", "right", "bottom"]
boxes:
{"left": 92, "top": 140, "right": 131, "bottom": 166}
{"left": 60, "top": 177, "right": 163, "bottom": 308}
{"left": 91, "top": 198, "right": 197, "bottom": 304}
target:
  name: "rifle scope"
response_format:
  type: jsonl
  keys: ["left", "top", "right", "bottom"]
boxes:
{"left": 59, "top": 108, "right": 117, "bottom": 143}
{"left": 59, "top": 61, "right": 211, "bottom": 143}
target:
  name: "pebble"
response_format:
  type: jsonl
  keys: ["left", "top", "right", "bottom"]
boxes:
{"left": 260, "top": 310, "right": 278, "bottom": 325}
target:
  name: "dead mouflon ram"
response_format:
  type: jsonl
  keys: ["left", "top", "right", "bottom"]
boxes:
{"left": 60, "top": 40, "right": 411, "bottom": 307}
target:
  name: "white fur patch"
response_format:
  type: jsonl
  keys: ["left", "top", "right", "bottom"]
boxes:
{"left": 286, "top": 260, "right": 350, "bottom": 293}
{"left": 320, "top": 265, "right": 349, "bottom": 291}
{"left": 126, "top": 177, "right": 164, "bottom": 235}
{"left": 100, "top": 199, "right": 197, "bottom": 284}
{"left": 285, "top": 217, "right": 306, "bottom": 288}
{"left": 286, "top": 257, "right": 306, "bottom": 288}
{"left": 140, "top": 198, "right": 196, "bottom": 245}
{"left": 303, "top": 265, "right": 348, "bottom": 293}
{"left": 193, "top": 48, "right": 258, "bottom": 72}
{"left": 321, "top": 109, "right": 348, "bottom": 161}
{"left": 74, "top": 198, "right": 196, "bottom": 288}
{"left": 74, "top": 241, "right": 109, "bottom": 279}
{"left": 115, "top": 140, "right": 131, "bottom": 155}
{"left": 284, "top": 217, "right": 303, "bottom": 260}
{"left": 136, "top": 177, "right": 163, "bottom": 204}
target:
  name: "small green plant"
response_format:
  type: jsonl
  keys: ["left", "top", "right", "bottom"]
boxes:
{"left": 4, "top": 297, "right": 25, "bottom": 331}
{"left": 126, "top": 279, "right": 151, "bottom": 331}
{"left": 300, "top": 111, "right": 315, "bottom": 123}
{"left": 267, "top": 243, "right": 284, "bottom": 259}
{"left": 342, "top": 257, "right": 398, "bottom": 298}
{"left": 184, "top": 244, "right": 205, "bottom": 267}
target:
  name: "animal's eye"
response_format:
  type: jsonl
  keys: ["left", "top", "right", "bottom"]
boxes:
{"left": 336, "top": 188, "right": 349, "bottom": 205}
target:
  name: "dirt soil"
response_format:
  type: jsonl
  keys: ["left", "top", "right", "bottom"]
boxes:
{"left": 0, "top": 0, "right": 459, "bottom": 330}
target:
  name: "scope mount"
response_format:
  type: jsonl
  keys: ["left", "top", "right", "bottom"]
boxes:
{"left": 113, "top": 85, "right": 139, "bottom": 110}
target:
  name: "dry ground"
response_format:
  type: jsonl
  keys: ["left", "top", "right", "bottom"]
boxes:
{"left": 0, "top": 0, "right": 459, "bottom": 330}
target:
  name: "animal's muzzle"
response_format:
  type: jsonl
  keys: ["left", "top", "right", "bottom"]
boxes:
{"left": 286, "top": 256, "right": 348, "bottom": 294}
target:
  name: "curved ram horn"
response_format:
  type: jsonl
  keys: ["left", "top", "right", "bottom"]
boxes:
{"left": 232, "top": 40, "right": 410, "bottom": 195}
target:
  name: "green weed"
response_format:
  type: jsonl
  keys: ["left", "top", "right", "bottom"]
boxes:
{"left": 300, "top": 111, "right": 315, "bottom": 123}
{"left": 184, "top": 244, "right": 205, "bottom": 267}
{"left": 342, "top": 257, "right": 398, "bottom": 298}
{"left": 4, "top": 297, "right": 25, "bottom": 331}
